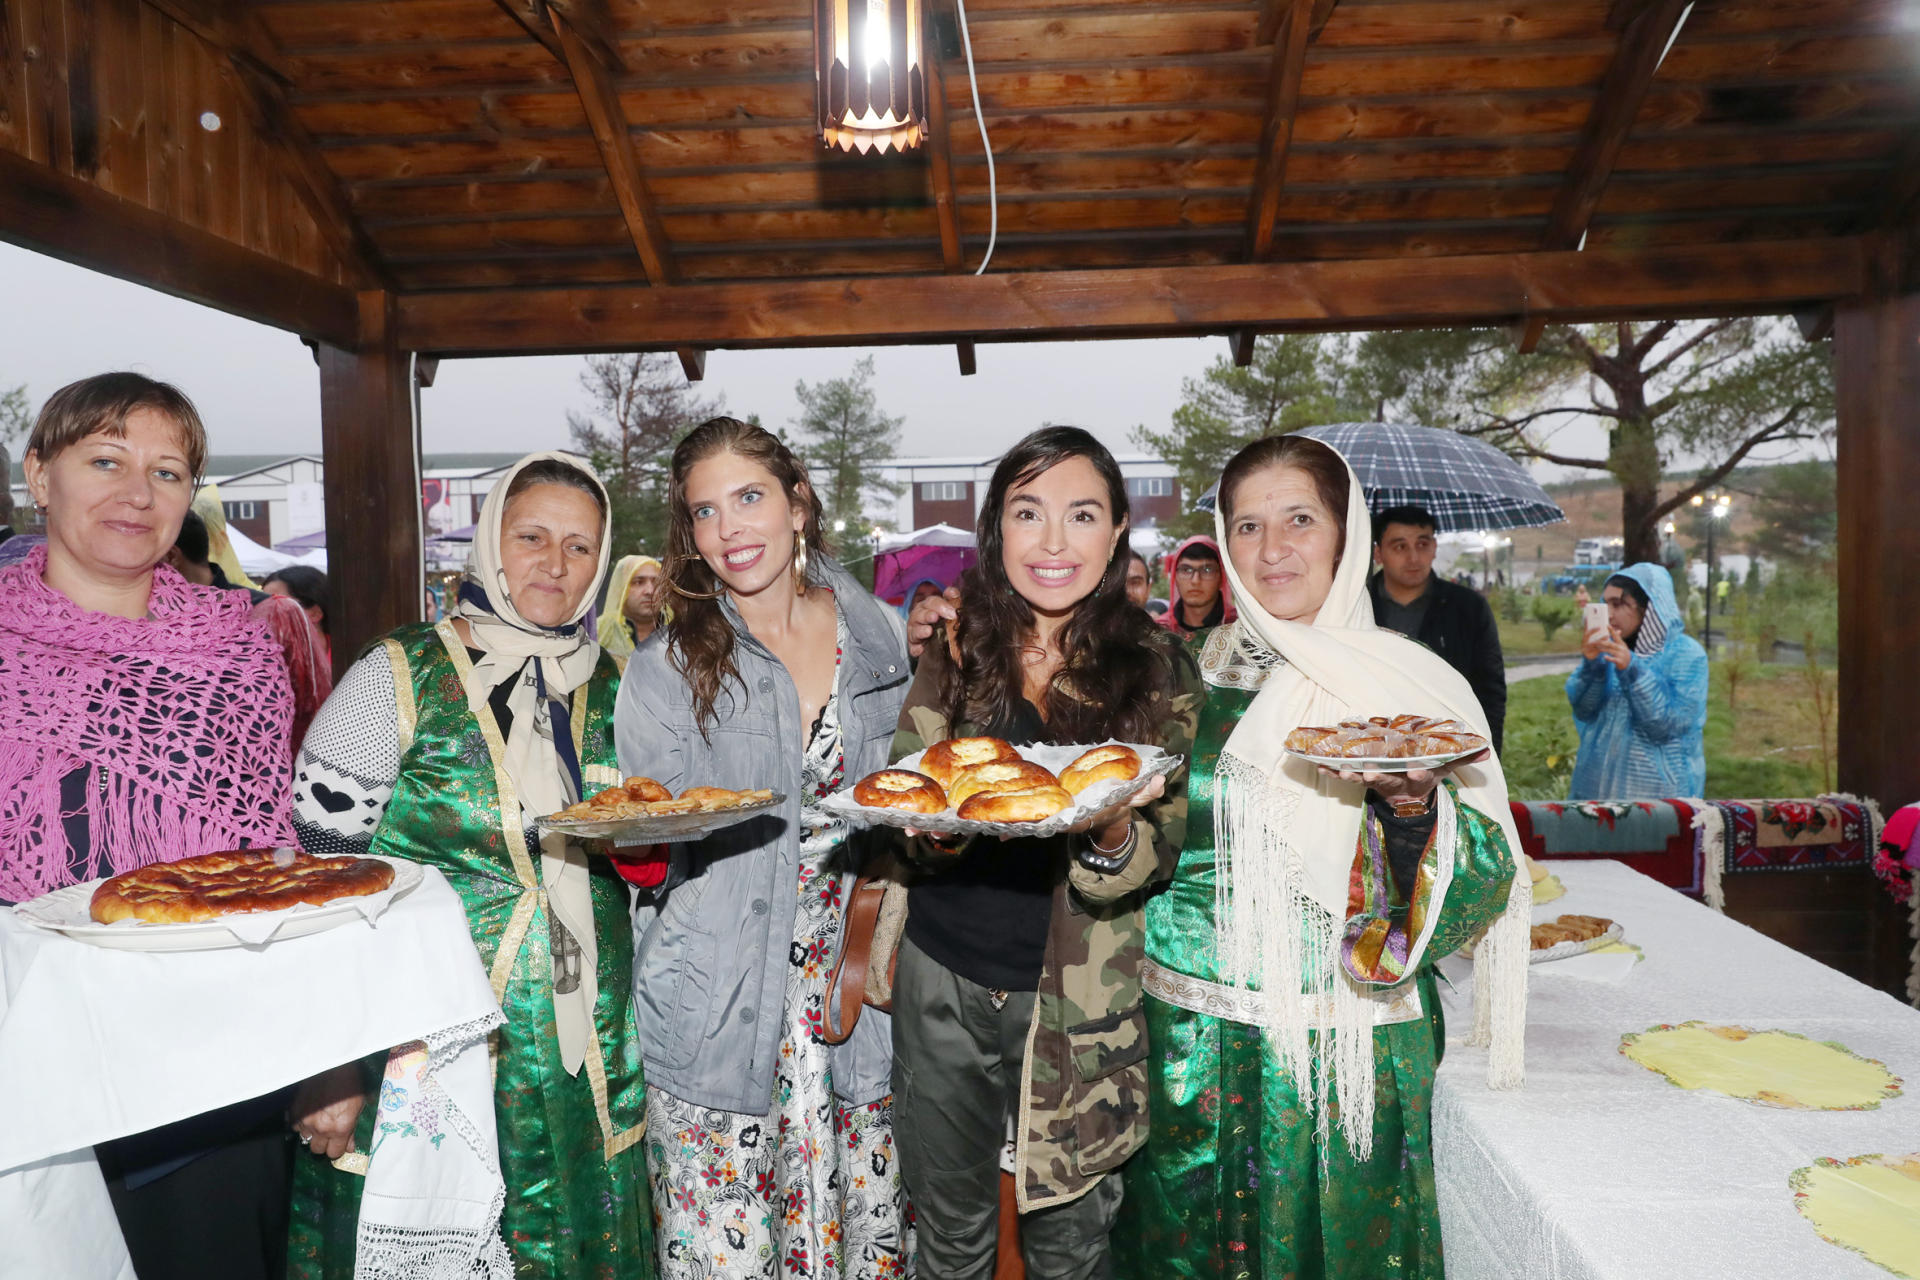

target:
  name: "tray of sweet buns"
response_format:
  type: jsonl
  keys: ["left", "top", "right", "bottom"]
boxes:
{"left": 1529, "top": 913, "right": 1623, "bottom": 963}
{"left": 823, "top": 738, "right": 1183, "bottom": 840}
{"left": 540, "top": 777, "right": 783, "bottom": 843}
{"left": 1283, "top": 715, "right": 1488, "bottom": 772}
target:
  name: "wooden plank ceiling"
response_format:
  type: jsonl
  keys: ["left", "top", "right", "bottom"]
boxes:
{"left": 241, "top": 0, "right": 1920, "bottom": 295}
{"left": 3, "top": 0, "right": 1916, "bottom": 351}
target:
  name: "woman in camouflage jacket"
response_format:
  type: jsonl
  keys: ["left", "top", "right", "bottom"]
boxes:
{"left": 887, "top": 427, "right": 1202, "bottom": 1279}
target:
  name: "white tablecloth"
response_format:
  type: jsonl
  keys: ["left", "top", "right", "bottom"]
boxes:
{"left": 1435, "top": 859, "right": 1920, "bottom": 1280}
{"left": 0, "top": 867, "right": 503, "bottom": 1279}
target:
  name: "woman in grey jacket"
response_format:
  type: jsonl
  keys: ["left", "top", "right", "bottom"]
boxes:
{"left": 615, "top": 417, "right": 913, "bottom": 1280}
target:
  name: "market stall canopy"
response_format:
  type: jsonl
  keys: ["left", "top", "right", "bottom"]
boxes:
{"left": 1194, "top": 423, "right": 1566, "bottom": 532}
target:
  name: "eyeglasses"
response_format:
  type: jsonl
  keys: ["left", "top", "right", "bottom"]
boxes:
{"left": 1175, "top": 563, "right": 1221, "bottom": 580}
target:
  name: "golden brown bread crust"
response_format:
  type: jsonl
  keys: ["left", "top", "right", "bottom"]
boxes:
{"left": 957, "top": 784, "right": 1072, "bottom": 823}
{"left": 551, "top": 779, "right": 771, "bottom": 822}
{"left": 947, "top": 760, "right": 1060, "bottom": 807}
{"left": 90, "top": 850, "right": 396, "bottom": 925}
{"left": 1529, "top": 913, "right": 1615, "bottom": 950}
{"left": 624, "top": 776, "right": 672, "bottom": 803}
{"left": 853, "top": 769, "right": 949, "bottom": 813}
{"left": 920, "top": 737, "right": 1022, "bottom": 790}
{"left": 1059, "top": 744, "right": 1142, "bottom": 795}
{"left": 1285, "top": 716, "right": 1488, "bottom": 760}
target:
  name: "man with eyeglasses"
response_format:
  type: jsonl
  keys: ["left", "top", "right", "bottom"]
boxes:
{"left": 1159, "top": 535, "right": 1234, "bottom": 638}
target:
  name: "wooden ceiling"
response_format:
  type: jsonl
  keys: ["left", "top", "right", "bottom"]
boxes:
{"left": 3, "top": 0, "right": 1917, "bottom": 361}
{"left": 272, "top": 0, "right": 1918, "bottom": 287}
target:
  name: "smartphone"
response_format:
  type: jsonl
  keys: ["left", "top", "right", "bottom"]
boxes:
{"left": 1583, "top": 602, "right": 1610, "bottom": 641}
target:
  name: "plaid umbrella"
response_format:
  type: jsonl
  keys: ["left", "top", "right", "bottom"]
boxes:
{"left": 1193, "top": 422, "right": 1565, "bottom": 532}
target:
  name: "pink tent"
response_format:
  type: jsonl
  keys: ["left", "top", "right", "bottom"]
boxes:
{"left": 874, "top": 525, "right": 976, "bottom": 605}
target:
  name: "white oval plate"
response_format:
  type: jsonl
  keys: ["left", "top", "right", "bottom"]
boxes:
{"left": 1530, "top": 921, "right": 1625, "bottom": 964}
{"left": 820, "top": 742, "right": 1183, "bottom": 841}
{"left": 1285, "top": 745, "right": 1486, "bottom": 774}
{"left": 12, "top": 856, "right": 424, "bottom": 952}
{"left": 538, "top": 793, "right": 787, "bottom": 844}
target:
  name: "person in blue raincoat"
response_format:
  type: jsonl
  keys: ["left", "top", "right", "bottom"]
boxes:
{"left": 1565, "top": 562, "right": 1709, "bottom": 798}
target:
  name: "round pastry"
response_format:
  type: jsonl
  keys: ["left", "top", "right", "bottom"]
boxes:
{"left": 1059, "top": 744, "right": 1142, "bottom": 795}
{"left": 957, "top": 784, "right": 1072, "bottom": 823}
{"left": 680, "top": 786, "right": 746, "bottom": 810}
{"left": 853, "top": 769, "right": 948, "bottom": 814}
{"left": 589, "top": 785, "right": 630, "bottom": 809}
{"left": 90, "top": 849, "right": 395, "bottom": 925}
{"left": 623, "top": 776, "right": 672, "bottom": 803}
{"left": 920, "top": 736, "right": 1023, "bottom": 789}
{"left": 947, "top": 760, "right": 1060, "bottom": 807}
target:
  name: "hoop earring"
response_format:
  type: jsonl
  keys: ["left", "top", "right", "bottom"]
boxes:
{"left": 792, "top": 539, "right": 810, "bottom": 597}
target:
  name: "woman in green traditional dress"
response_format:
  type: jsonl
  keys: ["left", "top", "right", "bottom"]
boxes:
{"left": 286, "top": 451, "right": 653, "bottom": 1278}
{"left": 1112, "top": 434, "right": 1531, "bottom": 1280}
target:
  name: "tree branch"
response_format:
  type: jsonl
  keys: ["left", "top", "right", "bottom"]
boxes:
{"left": 1647, "top": 405, "right": 1820, "bottom": 523}
{"left": 1628, "top": 319, "right": 1678, "bottom": 365}
{"left": 1641, "top": 319, "right": 1725, "bottom": 379}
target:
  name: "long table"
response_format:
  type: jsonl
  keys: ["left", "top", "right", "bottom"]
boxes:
{"left": 1434, "top": 858, "right": 1920, "bottom": 1280}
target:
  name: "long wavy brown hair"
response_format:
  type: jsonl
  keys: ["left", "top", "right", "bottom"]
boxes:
{"left": 944, "top": 426, "right": 1174, "bottom": 743}
{"left": 663, "top": 416, "right": 829, "bottom": 735}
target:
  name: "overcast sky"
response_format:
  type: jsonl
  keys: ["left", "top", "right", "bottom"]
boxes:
{"left": 1, "top": 239, "right": 1823, "bottom": 482}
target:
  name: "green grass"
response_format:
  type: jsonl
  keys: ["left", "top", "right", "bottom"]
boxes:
{"left": 1501, "top": 662, "right": 1833, "bottom": 801}
{"left": 1496, "top": 611, "right": 1584, "bottom": 658}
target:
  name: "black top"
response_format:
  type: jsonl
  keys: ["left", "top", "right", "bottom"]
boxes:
{"left": 905, "top": 697, "right": 1058, "bottom": 993}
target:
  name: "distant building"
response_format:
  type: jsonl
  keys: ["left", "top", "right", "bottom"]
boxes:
{"left": 874, "top": 453, "right": 1180, "bottom": 535}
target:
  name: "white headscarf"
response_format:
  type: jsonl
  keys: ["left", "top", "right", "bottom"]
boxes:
{"left": 1206, "top": 439, "right": 1530, "bottom": 1154}
{"left": 456, "top": 451, "right": 612, "bottom": 1077}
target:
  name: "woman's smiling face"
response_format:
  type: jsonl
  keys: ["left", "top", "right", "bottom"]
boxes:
{"left": 998, "top": 454, "right": 1123, "bottom": 618}
{"left": 1223, "top": 463, "right": 1341, "bottom": 625}
{"left": 685, "top": 449, "right": 807, "bottom": 598}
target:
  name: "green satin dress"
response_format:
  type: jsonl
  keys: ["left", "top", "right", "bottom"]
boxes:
{"left": 287, "top": 622, "right": 653, "bottom": 1280}
{"left": 1113, "top": 681, "right": 1516, "bottom": 1280}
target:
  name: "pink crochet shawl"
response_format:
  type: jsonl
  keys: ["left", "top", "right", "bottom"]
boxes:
{"left": 0, "top": 547, "right": 297, "bottom": 902}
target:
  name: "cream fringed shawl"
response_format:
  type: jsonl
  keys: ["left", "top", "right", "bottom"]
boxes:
{"left": 455, "top": 450, "right": 613, "bottom": 1078}
{"left": 1207, "top": 448, "right": 1530, "bottom": 1159}
{"left": 0, "top": 547, "right": 296, "bottom": 903}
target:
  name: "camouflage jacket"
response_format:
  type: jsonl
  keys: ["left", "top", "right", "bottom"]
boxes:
{"left": 891, "top": 632, "right": 1202, "bottom": 1211}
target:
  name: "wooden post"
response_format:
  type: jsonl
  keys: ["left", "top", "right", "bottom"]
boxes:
{"left": 1834, "top": 285, "right": 1920, "bottom": 808}
{"left": 318, "top": 290, "right": 421, "bottom": 678}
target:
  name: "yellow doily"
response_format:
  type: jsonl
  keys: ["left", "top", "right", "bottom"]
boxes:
{"left": 1619, "top": 1022, "right": 1902, "bottom": 1110}
{"left": 1531, "top": 873, "right": 1567, "bottom": 905}
{"left": 1792, "top": 1154, "right": 1920, "bottom": 1278}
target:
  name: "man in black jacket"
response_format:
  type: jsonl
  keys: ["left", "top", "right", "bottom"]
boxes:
{"left": 1367, "top": 504, "right": 1507, "bottom": 751}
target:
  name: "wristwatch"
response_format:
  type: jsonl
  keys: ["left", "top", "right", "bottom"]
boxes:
{"left": 1390, "top": 792, "right": 1435, "bottom": 819}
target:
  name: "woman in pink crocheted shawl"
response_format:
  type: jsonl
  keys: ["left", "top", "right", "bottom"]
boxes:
{"left": 0, "top": 372, "right": 296, "bottom": 1280}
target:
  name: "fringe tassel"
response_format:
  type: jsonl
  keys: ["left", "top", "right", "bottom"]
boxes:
{"left": 1907, "top": 888, "right": 1920, "bottom": 1010}
{"left": 1468, "top": 871, "right": 1531, "bottom": 1090}
{"left": 1690, "top": 802, "right": 1726, "bottom": 912}
{"left": 1215, "top": 754, "right": 1380, "bottom": 1159}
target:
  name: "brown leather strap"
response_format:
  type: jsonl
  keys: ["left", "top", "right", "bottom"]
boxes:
{"left": 821, "top": 876, "right": 888, "bottom": 1045}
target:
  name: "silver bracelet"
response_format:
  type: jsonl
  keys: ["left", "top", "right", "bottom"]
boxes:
{"left": 1079, "top": 823, "right": 1138, "bottom": 873}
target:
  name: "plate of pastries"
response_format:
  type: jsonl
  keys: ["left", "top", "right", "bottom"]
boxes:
{"left": 1529, "top": 913, "right": 1622, "bottom": 963}
{"left": 540, "top": 777, "right": 783, "bottom": 843}
{"left": 1284, "top": 715, "right": 1488, "bottom": 771}
{"left": 12, "top": 849, "right": 424, "bottom": 951}
{"left": 825, "top": 738, "right": 1182, "bottom": 839}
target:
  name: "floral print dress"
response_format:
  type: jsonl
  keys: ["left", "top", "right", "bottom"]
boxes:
{"left": 646, "top": 614, "right": 914, "bottom": 1279}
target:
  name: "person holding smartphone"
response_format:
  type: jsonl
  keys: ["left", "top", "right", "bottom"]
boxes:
{"left": 1565, "top": 563, "right": 1709, "bottom": 798}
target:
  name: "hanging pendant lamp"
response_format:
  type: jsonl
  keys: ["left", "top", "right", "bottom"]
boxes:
{"left": 815, "top": 0, "right": 927, "bottom": 154}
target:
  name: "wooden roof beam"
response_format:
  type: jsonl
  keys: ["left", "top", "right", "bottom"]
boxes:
{"left": 136, "top": 0, "right": 388, "bottom": 290}
{"left": 395, "top": 238, "right": 1866, "bottom": 357}
{"left": 1237, "top": 0, "right": 1335, "bottom": 356}
{"left": 1518, "top": 0, "right": 1692, "bottom": 351}
{"left": 924, "top": 35, "right": 977, "bottom": 373}
{"left": 0, "top": 149, "right": 358, "bottom": 348}
{"left": 540, "top": 3, "right": 704, "bottom": 382}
